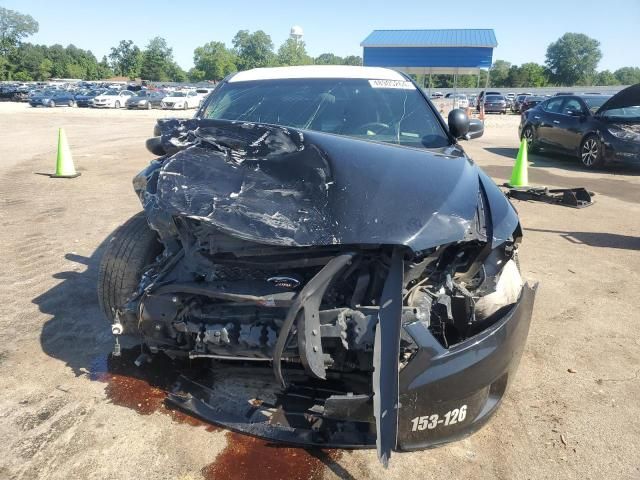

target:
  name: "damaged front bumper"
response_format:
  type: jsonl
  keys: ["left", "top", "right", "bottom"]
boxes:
{"left": 165, "top": 284, "right": 536, "bottom": 453}
{"left": 117, "top": 118, "right": 538, "bottom": 466}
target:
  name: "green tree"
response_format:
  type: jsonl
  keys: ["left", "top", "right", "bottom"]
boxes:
{"left": 342, "top": 55, "right": 363, "bottom": 66}
{"left": 507, "top": 63, "right": 548, "bottom": 87}
{"left": 232, "top": 30, "right": 275, "bottom": 70}
{"left": 13, "top": 70, "right": 32, "bottom": 81}
{"left": 108, "top": 40, "right": 142, "bottom": 78}
{"left": 545, "top": 33, "right": 602, "bottom": 86}
{"left": 97, "top": 55, "right": 113, "bottom": 79}
{"left": 0, "top": 7, "right": 38, "bottom": 57}
{"left": 314, "top": 53, "right": 343, "bottom": 65}
{"left": 489, "top": 60, "right": 511, "bottom": 87}
{"left": 192, "top": 41, "right": 237, "bottom": 80}
{"left": 140, "top": 37, "right": 177, "bottom": 81}
{"left": 277, "top": 38, "right": 312, "bottom": 66}
{"left": 595, "top": 70, "right": 619, "bottom": 85}
{"left": 613, "top": 67, "right": 640, "bottom": 85}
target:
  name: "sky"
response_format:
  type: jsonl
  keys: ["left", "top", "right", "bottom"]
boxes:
{"left": 2, "top": 0, "right": 640, "bottom": 72}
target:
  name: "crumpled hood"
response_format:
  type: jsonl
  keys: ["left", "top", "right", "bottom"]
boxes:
{"left": 597, "top": 83, "right": 640, "bottom": 115}
{"left": 140, "top": 119, "right": 518, "bottom": 251}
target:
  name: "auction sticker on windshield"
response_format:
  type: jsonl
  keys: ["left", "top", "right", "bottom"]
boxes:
{"left": 368, "top": 79, "right": 415, "bottom": 90}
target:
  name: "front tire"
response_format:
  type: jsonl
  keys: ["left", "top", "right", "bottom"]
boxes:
{"left": 115, "top": 101, "right": 121, "bottom": 109}
{"left": 580, "top": 134, "right": 604, "bottom": 169}
{"left": 521, "top": 125, "right": 539, "bottom": 153}
{"left": 97, "top": 212, "right": 163, "bottom": 328}
{"left": 48, "top": 100, "right": 55, "bottom": 108}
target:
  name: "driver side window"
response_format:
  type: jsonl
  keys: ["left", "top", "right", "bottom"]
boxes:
{"left": 544, "top": 98, "right": 564, "bottom": 113}
{"left": 562, "top": 98, "right": 583, "bottom": 115}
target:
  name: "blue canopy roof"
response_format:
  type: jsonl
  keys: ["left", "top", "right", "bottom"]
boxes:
{"left": 361, "top": 29, "right": 497, "bottom": 75}
{"left": 361, "top": 29, "right": 497, "bottom": 48}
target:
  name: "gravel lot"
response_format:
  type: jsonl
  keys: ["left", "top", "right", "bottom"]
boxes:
{"left": 0, "top": 103, "right": 638, "bottom": 480}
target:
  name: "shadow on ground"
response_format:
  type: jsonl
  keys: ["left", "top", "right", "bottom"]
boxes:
{"left": 481, "top": 162, "right": 640, "bottom": 204}
{"left": 525, "top": 227, "right": 640, "bottom": 251}
{"left": 484, "top": 147, "right": 640, "bottom": 177}
{"left": 32, "top": 228, "right": 356, "bottom": 479}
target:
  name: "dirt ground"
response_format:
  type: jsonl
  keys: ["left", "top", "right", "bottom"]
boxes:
{"left": 0, "top": 103, "right": 638, "bottom": 480}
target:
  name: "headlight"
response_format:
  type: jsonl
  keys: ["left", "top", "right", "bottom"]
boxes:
{"left": 608, "top": 127, "right": 640, "bottom": 142}
{"left": 42, "top": 98, "right": 50, "bottom": 102}
{"left": 138, "top": 100, "right": 146, "bottom": 104}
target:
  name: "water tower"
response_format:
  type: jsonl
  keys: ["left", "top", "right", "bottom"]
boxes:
{"left": 290, "top": 26, "right": 304, "bottom": 43}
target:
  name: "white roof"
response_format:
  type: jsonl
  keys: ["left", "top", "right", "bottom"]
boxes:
{"left": 228, "top": 65, "right": 406, "bottom": 83}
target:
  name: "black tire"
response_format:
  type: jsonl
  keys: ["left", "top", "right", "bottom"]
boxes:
{"left": 68, "top": 100, "right": 75, "bottom": 107}
{"left": 521, "top": 125, "right": 539, "bottom": 153}
{"left": 49, "top": 100, "right": 55, "bottom": 108}
{"left": 97, "top": 212, "right": 162, "bottom": 326}
{"left": 579, "top": 134, "right": 604, "bottom": 169}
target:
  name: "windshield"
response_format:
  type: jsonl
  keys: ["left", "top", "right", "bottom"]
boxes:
{"left": 601, "top": 104, "right": 640, "bottom": 119}
{"left": 170, "top": 92, "right": 186, "bottom": 97}
{"left": 201, "top": 78, "right": 449, "bottom": 148}
{"left": 486, "top": 95, "right": 505, "bottom": 101}
{"left": 582, "top": 95, "right": 611, "bottom": 113}
{"left": 104, "top": 89, "right": 120, "bottom": 96}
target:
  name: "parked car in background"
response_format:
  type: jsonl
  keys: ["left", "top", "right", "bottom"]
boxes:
{"left": 12, "top": 90, "right": 30, "bottom": 102}
{"left": 483, "top": 94, "right": 508, "bottom": 114}
{"left": 476, "top": 90, "right": 501, "bottom": 110}
{"left": 126, "top": 90, "right": 166, "bottom": 109}
{"left": 161, "top": 90, "right": 201, "bottom": 110}
{"left": 512, "top": 93, "right": 533, "bottom": 113}
{"left": 29, "top": 90, "right": 77, "bottom": 107}
{"left": 518, "top": 85, "right": 640, "bottom": 168}
{"left": 91, "top": 89, "right": 135, "bottom": 108}
{"left": 505, "top": 92, "right": 516, "bottom": 110}
{"left": 195, "top": 87, "right": 214, "bottom": 100}
{"left": 520, "top": 95, "right": 546, "bottom": 112}
{"left": 74, "top": 89, "right": 105, "bottom": 107}
{"left": 0, "top": 85, "right": 17, "bottom": 101}
{"left": 430, "top": 91, "right": 444, "bottom": 99}
{"left": 444, "top": 93, "right": 469, "bottom": 109}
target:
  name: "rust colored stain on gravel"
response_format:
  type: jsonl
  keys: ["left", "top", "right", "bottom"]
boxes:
{"left": 202, "top": 431, "right": 342, "bottom": 480}
{"left": 90, "top": 348, "right": 220, "bottom": 431}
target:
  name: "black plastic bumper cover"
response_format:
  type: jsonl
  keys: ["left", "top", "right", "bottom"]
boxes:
{"left": 165, "top": 283, "right": 537, "bottom": 453}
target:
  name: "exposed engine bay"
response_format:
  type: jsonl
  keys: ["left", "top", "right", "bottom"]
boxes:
{"left": 106, "top": 118, "right": 536, "bottom": 466}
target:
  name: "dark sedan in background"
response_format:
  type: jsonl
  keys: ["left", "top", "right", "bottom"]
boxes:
{"left": 512, "top": 93, "right": 533, "bottom": 113}
{"left": 483, "top": 94, "right": 508, "bottom": 114}
{"left": 75, "top": 89, "right": 105, "bottom": 107}
{"left": 519, "top": 84, "right": 640, "bottom": 168}
{"left": 126, "top": 90, "right": 166, "bottom": 109}
{"left": 29, "top": 90, "right": 77, "bottom": 107}
{"left": 520, "top": 95, "right": 546, "bottom": 113}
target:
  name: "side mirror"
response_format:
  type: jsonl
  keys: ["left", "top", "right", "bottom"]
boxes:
{"left": 467, "top": 118, "right": 484, "bottom": 139}
{"left": 448, "top": 108, "right": 470, "bottom": 139}
{"left": 146, "top": 136, "right": 166, "bottom": 156}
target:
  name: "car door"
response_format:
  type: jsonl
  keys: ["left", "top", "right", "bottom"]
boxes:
{"left": 555, "top": 97, "right": 588, "bottom": 153}
{"left": 535, "top": 97, "right": 565, "bottom": 149}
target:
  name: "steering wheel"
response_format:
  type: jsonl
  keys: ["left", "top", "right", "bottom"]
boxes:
{"left": 354, "top": 122, "right": 392, "bottom": 135}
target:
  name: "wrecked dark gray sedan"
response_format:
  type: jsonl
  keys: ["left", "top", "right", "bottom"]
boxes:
{"left": 98, "top": 66, "right": 536, "bottom": 466}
